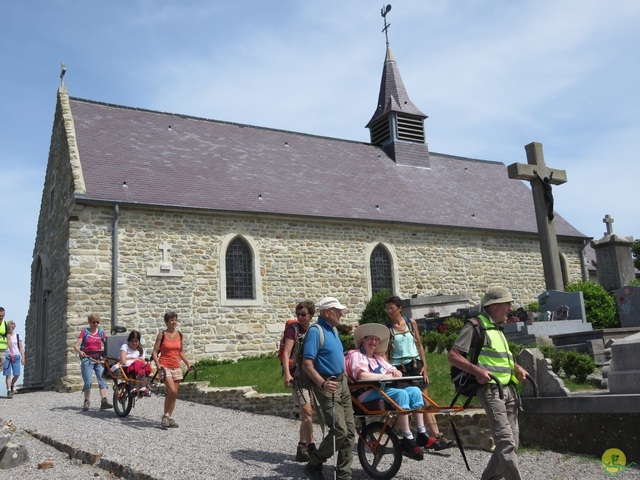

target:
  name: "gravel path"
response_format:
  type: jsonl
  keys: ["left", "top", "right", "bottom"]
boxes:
{"left": 0, "top": 390, "right": 637, "bottom": 479}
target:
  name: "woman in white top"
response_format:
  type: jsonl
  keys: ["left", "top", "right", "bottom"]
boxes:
{"left": 3, "top": 321, "right": 24, "bottom": 398}
{"left": 119, "top": 330, "right": 152, "bottom": 395}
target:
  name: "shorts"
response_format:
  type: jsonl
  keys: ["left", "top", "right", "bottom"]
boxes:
{"left": 4, "top": 355, "right": 21, "bottom": 377}
{"left": 162, "top": 366, "right": 183, "bottom": 382}
{"left": 291, "top": 379, "right": 314, "bottom": 407}
{"left": 396, "top": 359, "right": 428, "bottom": 390}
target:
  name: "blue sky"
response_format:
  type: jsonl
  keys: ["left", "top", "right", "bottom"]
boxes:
{"left": 2, "top": 1, "right": 639, "bottom": 353}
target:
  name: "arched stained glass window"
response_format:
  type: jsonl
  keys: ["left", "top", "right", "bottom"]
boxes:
{"left": 225, "top": 237, "right": 254, "bottom": 299}
{"left": 370, "top": 245, "right": 393, "bottom": 295}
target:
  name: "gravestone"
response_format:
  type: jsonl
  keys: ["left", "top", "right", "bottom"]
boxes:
{"left": 607, "top": 331, "right": 640, "bottom": 394}
{"left": 538, "top": 290, "right": 587, "bottom": 322}
{"left": 616, "top": 286, "right": 640, "bottom": 328}
{"left": 401, "top": 293, "right": 472, "bottom": 321}
{"left": 590, "top": 215, "right": 635, "bottom": 291}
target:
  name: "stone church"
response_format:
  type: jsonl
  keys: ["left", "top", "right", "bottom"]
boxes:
{"left": 25, "top": 43, "right": 588, "bottom": 391}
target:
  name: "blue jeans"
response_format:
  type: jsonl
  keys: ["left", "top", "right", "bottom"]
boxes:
{"left": 364, "top": 385, "right": 424, "bottom": 410}
{"left": 81, "top": 356, "right": 107, "bottom": 392}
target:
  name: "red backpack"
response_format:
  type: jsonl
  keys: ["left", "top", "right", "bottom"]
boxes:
{"left": 278, "top": 319, "right": 299, "bottom": 373}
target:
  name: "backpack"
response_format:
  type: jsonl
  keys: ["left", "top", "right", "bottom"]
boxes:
{"left": 278, "top": 319, "right": 299, "bottom": 375}
{"left": 386, "top": 316, "right": 419, "bottom": 366}
{"left": 449, "top": 317, "right": 486, "bottom": 408}
{"left": 292, "top": 323, "right": 332, "bottom": 389}
{"left": 80, "top": 327, "right": 105, "bottom": 352}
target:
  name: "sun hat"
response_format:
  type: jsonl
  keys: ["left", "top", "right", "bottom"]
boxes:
{"left": 315, "top": 297, "right": 348, "bottom": 311}
{"left": 354, "top": 323, "right": 390, "bottom": 356}
{"left": 482, "top": 286, "right": 514, "bottom": 307}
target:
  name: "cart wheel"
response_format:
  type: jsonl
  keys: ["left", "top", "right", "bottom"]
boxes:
{"left": 357, "top": 421, "right": 402, "bottom": 480}
{"left": 113, "top": 382, "right": 133, "bottom": 417}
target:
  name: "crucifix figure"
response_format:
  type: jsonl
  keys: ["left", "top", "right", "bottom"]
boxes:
{"left": 603, "top": 214, "right": 614, "bottom": 236}
{"left": 507, "top": 142, "right": 567, "bottom": 291}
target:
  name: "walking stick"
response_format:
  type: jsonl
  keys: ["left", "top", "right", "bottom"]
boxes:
{"left": 329, "top": 375, "right": 337, "bottom": 480}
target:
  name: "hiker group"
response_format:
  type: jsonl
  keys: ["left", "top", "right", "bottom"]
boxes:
{"left": 281, "top": 288, "right": 529, "bottom": 480}
{"left": 73, "top": 310, "right": 192, "bottom": 428}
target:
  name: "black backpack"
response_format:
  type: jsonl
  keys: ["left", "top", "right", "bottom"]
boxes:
{"left": 449, "top": 317, "right": 486, "bottom": 408}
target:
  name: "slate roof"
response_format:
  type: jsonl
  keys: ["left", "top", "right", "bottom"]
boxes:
{"left": 69, "top": 97, "right": 586, "bottom": 239}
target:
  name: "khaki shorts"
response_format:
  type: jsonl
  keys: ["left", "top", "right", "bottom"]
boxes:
{"left": 163, "top": 366, "right": 183, "bottom": 382}
{"left": 291, "top": 380, "right": 313, "bottom": 407}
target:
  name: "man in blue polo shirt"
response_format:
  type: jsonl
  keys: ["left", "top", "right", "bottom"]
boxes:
{"left": 302, "top": 297, "right": 355, "bottom": 480}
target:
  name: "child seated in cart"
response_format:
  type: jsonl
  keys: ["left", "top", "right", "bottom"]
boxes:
{"left": 117, "top": 330, "right": 152, "bottom": 396}
{"left": 345, "top": 323, "right": 431, "bottom": 461}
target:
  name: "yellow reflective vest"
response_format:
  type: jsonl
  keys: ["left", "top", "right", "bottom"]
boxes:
{"left": 0, "top": 321, "right": 7, "bottom": 351}
{"left": 476, "top": 314, "right": 518, "bottom": 387}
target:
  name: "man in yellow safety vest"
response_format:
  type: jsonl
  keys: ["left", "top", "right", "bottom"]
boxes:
{"left": 448, "top": 287, "right": 530, "bottom": 480}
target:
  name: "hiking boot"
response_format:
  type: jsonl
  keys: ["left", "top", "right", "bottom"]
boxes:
{"left": 161, "top": 415, "right": 171, "bottom": 428}
{"left": 100, "top": 398, "right": 113, "bottom": 410}
{"left": 401, "top": 437, "right": 424, "bottom": 461}
{"left": 305, "top": 462, "right": 325, "bottom": 480}
{"left": 82, "top": 399, "right": 90, "bottom": 411}
{"left": 296, "top": 444, "right": 309, "bottom": 462}
{"left": 7, "top": 391, "right": 13, "bottom": 399}
{"left": 307, "top": 443, "right": 316, "bottom": 456}
{"left": 168, "top": 417, "right": 179, "bottom": 428}
{"left": 416, "top": 432, "right": 437, "bottom": 449}
{"left": 434, "top": 432, "right": 455, "bottom": 449}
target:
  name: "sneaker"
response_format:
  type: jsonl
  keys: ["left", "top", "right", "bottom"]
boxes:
{"left": 100, "top": 398, "right": 113, "bottom": 410}
{"left": 7, "top": 391, "right": 13, "bottom": 399}
{"left": 168, "top": 417, "right": 179, "bottom": 428}
{"left": 434, "top": 432, "right": 456, "bottom": 449}
{"left": 130, "top": 388, "right": 138, "bottom": 396}
{"left": 140, "top": 387, "right": 151, "bottom": 397}
{"left": 161, "top": 415, "right": 171, "bottom": 428}
{"left": 401, "top": 437, "right": 424, "bottom": 461}
{"left": 305, "top": 462, "right": 325, "bottom": 480}
{"left": 296, "top": 444, "right": 309, "bottom": 462}
{"left": 416, "top": 432, "right": 437, "bottom": 449}
{"left": 83, "top": 399, "right": 90, "bottom": 411}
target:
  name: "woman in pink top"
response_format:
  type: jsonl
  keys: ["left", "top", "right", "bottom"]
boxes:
{"left": 73, "top": 313, "right": 113, "bottom": 411}
{"left": 152, "top": 311, "right": 191, "bottom": 428}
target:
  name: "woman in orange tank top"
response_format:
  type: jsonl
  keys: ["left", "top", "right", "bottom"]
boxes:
{"left": 152, "top": 311, "right": 192, "bottom": 428}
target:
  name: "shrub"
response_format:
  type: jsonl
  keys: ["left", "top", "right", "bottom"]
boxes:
{"left": 562, "top": 351, "right": 596, "bottom": 383}
{"left": 443, "top": 317, "right": 464, "bottom": 335}
{"left": 525, "top": 301, "right": 540, "bottom": 312}
{"left": 564, "top": 281, "right": 618, "bottom": 329}
{"left": 424, "top": 331, "right": 439, "bottom": 353}
{"left": 360, "top": 289, "right": 391, "bottom": 325}
{"left": 538, "top": 346, "right": 567, "bottom": 374}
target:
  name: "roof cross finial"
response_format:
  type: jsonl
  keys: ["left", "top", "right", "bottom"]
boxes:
{"left": 381, "top": 4, "right": 392, "bottom": 46}
{"left": 60, "top": 62, "right": 66, "bottom": 87}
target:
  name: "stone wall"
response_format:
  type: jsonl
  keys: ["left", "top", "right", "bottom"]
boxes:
{"left": 26, "top": 195, "right": 585, "bottom": 389}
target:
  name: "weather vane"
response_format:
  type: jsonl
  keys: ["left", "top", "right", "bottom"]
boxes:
{"left": 381, "top": 4, "right": 392, "bottom": 46}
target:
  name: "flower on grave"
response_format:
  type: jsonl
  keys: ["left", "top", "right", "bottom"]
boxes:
{"left": 426, "top": 311, "right": 440, "bottom": 318}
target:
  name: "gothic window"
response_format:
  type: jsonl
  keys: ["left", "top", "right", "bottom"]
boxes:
{"left": 370, "top": 245, "right": 393, "bottom": 295}
{"left": 225, "top": 237, "right": 254, "bottom": 299}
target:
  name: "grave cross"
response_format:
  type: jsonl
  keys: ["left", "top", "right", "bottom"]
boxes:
{"left": 508, "top": 142, "right": 567, "bottom": 291}
{"left": 603, "top": 214, "right": 614, "bottom": 236}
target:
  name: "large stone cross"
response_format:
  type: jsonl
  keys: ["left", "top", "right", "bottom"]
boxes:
{"left": 508, "top": 142, "right": 567, "bottom": 291}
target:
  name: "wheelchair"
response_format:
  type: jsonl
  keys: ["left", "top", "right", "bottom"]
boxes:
{"left": 89, "top": 326, "right": 195, "bottom": 417}
{"left": 350, "top": 376, "right": 466, "bottom": 480}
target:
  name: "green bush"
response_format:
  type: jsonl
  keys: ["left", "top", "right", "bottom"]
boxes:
{"left": 443, "top": 317, "right": 464, "bottom": 335}
{"left": 565, "top": 281, "right": 618, "bottom": 329}
{"left": 539, "top": 346, "right": 567, "bottom": 374}
{"left": 525, "top": 301, "right": 540, "bottom": 312}
{"left": 562, "top": 351, "right": 596, "bottom": 383}
{"left": 360, "top": 289, "right": 391, "bottom": 325}
{"left": 424, "top": 331, "right": 439, "bottom": 353}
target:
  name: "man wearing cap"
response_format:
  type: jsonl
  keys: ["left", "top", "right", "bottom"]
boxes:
{"left": 302, "top": 297, "right": 355, "bottom": 480}
{"left": 448, "top": 287, "right": 529, "bottom": 480}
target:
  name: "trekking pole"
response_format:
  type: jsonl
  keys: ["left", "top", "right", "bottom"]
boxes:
{"left": 329, "top": 375, "right": 337, "bottom": 480}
